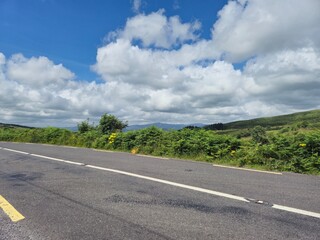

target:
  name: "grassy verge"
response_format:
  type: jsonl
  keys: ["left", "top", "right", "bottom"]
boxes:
{"left": 0, "top": 125, "right": 319, "bottom": 175}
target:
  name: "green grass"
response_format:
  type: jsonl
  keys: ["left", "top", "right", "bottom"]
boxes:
{"left": 204, "top": 109, "right": 320, "bottom": 130}
{"left": 224, "top": 109, "right": 320, "bottom": 129}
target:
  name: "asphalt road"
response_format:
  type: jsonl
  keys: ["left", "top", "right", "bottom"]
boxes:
{"left": 0, "top": 142, "right": 319, "bottom": 240}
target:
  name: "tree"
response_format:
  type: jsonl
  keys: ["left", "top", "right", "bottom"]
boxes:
{"left": 77, "top": 118, "right": 95, "bottom": 133}
{"left": 98, "top": 113, "right": 128, "bottom": 135}
{"left": 203, "top": 123, "right": 224, "bottom": 130}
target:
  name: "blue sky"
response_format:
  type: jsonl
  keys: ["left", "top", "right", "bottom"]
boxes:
{"left": 0, "top": 0, "right": 227, "bottom": 81}
{"left": 0, "top": 0, "right": 320, "bottom": 127}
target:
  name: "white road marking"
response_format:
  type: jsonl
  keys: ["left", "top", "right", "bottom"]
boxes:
{"left": 92, "top": 149, "right": 115, "bottom": 153}
{"left": 25, "top": 143, "right": 79, "bottom": 149}
{"left": 136, "top": 154, "right": 169, "bottom": 160}
{"left": 1, "top": 146, "right": 320, "bottom": 219}
{"left": 30, "top": 154, "right": 84, "bottom": 166}
{"left": 272, "top": 204, "right": 320, "bottom": 219}
{"left": 85, "top": 164, "right": 249, "bottom": 202}
{"left": 2, "top": 148, "right": 29, "bottom": 155}
{"left": 212, "top": 164, "right": 282, "bottom": 175}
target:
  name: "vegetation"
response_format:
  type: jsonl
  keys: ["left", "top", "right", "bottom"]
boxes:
{"left": 204, "top": 109, "right": 320, "bottom": 130}
{"left": 98, "top": 113, "right": 128, "bottom": 135}
{"left": 1, "top": 110, "right": 320, "bottom": 174}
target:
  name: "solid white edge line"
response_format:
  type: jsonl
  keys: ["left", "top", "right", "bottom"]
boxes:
{"left": 212, "top": 164, "right": 282, "bottom": 175}
{"left": 85, "top": 164, "right": 249, "bottom": 203}
{"left": 136, "top": 154, "right": 169, "bottom": 160}
{"left": 92, "top": 149, "right": 115, "bottom": 153}
{"left": 272, "top": 204, "right": 320, "bottom": 219}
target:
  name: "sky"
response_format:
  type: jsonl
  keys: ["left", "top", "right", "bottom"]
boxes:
{"left": 0, "top": 0, "right": 320, "bottom": 127}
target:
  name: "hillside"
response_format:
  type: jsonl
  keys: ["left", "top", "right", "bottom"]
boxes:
{"left": 0, "top": 123, "right": 34, "bottom": 129}
{"left": 205, "top": 109, "right": 320, "bottom": 130}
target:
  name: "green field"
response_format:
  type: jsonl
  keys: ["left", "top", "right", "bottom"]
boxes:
{"left": 1, "top": 110, "right": 320, "bottom": 174}
{"left": 204, "top": 109, "right": 320, "bottom": 130}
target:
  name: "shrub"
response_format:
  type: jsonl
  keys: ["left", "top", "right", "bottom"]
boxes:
{"left": 251, "top": 126, "right": 268, "bottom": 144}
{"left": 98, "top": 113, "right": 128, "bottom": 135}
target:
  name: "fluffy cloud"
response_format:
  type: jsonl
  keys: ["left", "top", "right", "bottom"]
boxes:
{"left": 243, "top": 47, "right": 320, "bottom": 109}
{"left": 1, "top": 0, "right": 320, "bottom": 127}
{"left": 6, "top": 54, "right": 75, "bottom": 87}
{"left": 92, "top": 5, "right": 320, "bottom": 125}
{"left": 212, "top": 0, "right": 320, "bottom": 62}
{"left": 1, "top": 50, "right": 249, "bottom": 126}
{"left": 0, "top": 54, "right": 76, "bottom": 125}
{"left": 93, "top": 38, "right": 218, "bottom": 87}
{"left": 109, "top": 9, "right": 201, "bottom": 49}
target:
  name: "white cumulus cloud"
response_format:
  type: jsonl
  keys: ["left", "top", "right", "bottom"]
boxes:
{"left": 6, "top": 54, "right": 75, "bottom": 87}
{"left": 1, "top": 0, "right": 320, "bottom": 127}
{"left": 110, "top": 10, "right": 201, "bottom": 49}
{"left": 212, "top": 0, "right": 320, "bottom": 62}
{"left": 243, "top": 47, "right": 320, "bottom": 110}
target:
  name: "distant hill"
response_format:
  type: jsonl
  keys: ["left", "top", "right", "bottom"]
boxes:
{"left": 125, "top": 123, "right": 205, "bottom": 131}
{"left": 62, "top": 126, "right": 78, "bottom": 132}
{"left": 204, "top": 109, "right": 320, "bottom": 130}
{"left": 0, "top": 123, "right": 34, "bottom": 129}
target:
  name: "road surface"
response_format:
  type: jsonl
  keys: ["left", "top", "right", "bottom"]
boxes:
{"left": 0, "top": 142, "right": 319, "bottom": 239}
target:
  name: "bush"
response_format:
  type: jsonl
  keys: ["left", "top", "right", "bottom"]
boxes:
{"left": 250, "top": 126, "right": 268, "bottom": 144}
{"left": 78, "top": 119, "right": 95, "bottom": 133}
{"left": 98, "top": 113, "right": 127, "bottom": 135}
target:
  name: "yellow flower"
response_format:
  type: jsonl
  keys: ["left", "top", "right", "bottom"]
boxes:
{"left": 131, "top": 148, "right": 138, "bottom": 154}
{"left": 108, "top": 133, "right": 117, "bottom": 144}
{"left": 299, "top": 143, "right": 306, "bottom": 147}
